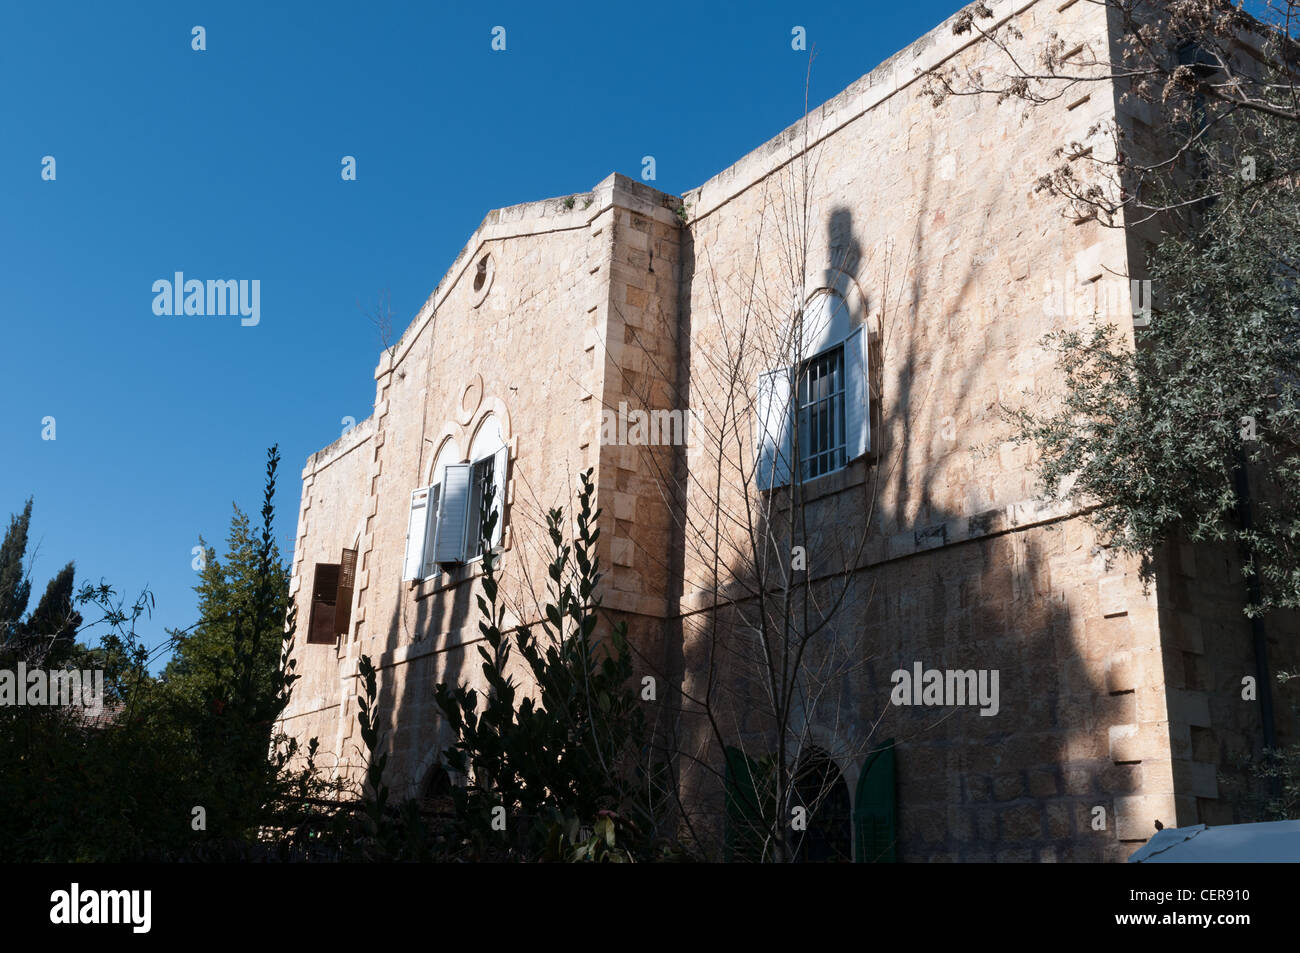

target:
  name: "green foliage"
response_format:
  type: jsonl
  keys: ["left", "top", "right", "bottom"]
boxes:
{"left": 0, "top": 456, "right": 680, "bottom": 861}
{"left": 163, "top": 506, "right": 289, "bottom": 711}
{"left": 542, "top": 811, "right": 634, "bottom": 862}
{"left": 356, "top": 653, "right": 388, "bottom": 825}
{"left": 432, "top": 468, "right": 667, "bottom": 860}
{"left": 299, "top": 651, "right": 450, "bottom": 862}
{"left": 1246, "top": 743, "right": 1300, "bottom": 820}
{"left": 0, "top": 447, "right": 343, "bottom": 860}
{"left": 0, "top": 499, "right": 33, "bottom": 643}
{"left": 24, "top": 563, "right": 83, "bottom": 665}
{"left": 0, "top": 498, "right": 83, "bottom": 666}
{"left": 1005, "top": 100, "right": 1300, "bottom": 614}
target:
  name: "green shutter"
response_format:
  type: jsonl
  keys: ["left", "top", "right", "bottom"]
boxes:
{"left": 724, "top": 746, "right": 768, "bottom": 862}
{"left": 854, "top": 738, "right": 897, "bottom": 863}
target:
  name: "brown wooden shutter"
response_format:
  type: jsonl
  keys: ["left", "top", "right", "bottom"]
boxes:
{"left": 307, "top": 562, "right": 340, "bottom": 644}
{"left": 334, "top": 548, "right": 357, "bottom": 638}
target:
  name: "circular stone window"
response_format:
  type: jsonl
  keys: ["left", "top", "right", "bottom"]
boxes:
{"left": 458, "top": 373, "right": 484, "bottom": 425}
{"left": 470, "top": 252, "right": 495, "bottom": 307}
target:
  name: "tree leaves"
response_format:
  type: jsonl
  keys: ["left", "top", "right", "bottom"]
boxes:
{"left": 431, "top": 469, "right": 665, "bottom": 860}
{"left": 1006, "top": 98, "right": 1300, "bottom": 613}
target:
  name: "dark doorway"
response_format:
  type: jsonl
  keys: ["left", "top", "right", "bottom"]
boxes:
{"left": 792, "top": 747, "right": 853, "bottom": 862}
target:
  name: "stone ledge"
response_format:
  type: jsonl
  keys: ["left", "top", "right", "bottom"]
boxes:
{"left": 682, "top": 0, "right": 1050, "bottom": 223}
{"left": 600, "top": 587, "right": 670, "bottom": 618}
{"left": 384, "top": 173, "right": 681, "bottom": 376}
{"left": 1114, "top": 792, "right": 1178, "bottom": 841}
{"left": 303, "top": 418, "right": 375, "bottom": 476}
{"left": 678, "top": 495, "right": 1092, "bottom": 615}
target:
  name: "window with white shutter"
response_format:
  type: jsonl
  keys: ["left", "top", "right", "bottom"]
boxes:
{"left": 335, "top": 548, "right": 357, "bottom": 638}
{"left": 434, "top": 463, "right": 472, "bottom": 563}
{"left": 465, "top": 455, "right": 492, "bottom": 562}
{"left": 420, "top": 483, "right": 442, "bottom": 578}
{"left": 490, "top": 443, "right": 508, "bottom": 549}
{"left": 403, "top": 487, "right": 432, "bottom": 581}
{"left": 405, "top": 418, "right": 509, "bottom": 573}
{"left": 461, "top": 414, "right": 509, "bottom": 563}
{"left": 757, "top": 290, "right": 871, "bottom": 489}
{"left": 797, "top": 344, "right": 846, "bottom": 479}
{"left": 756, "top": 367, "right": 794, "bottom": 490}
{"left": 464, "top": 443, "right": 509, "bottom": 561}
{"left": 843, "top": 325, "right": 870, "bottom": 461}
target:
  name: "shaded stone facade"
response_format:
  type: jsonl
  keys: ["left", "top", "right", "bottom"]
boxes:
{"left": 280, "top": 0, "right": 1298, "bottom": 861}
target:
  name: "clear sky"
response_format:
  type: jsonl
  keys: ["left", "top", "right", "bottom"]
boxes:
{"left": 0, "top": 0, "right": 966, "bottom": 669}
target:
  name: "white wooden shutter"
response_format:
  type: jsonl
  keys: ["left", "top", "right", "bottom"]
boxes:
{"left": 420, "top": 483, "right": 442, "bottom": 578}
{"left": 844, "top": 326, "right": 870, "bottom": 461}
{"left": 434, "top": 463, "right": 472, "bottom": 563}
{"left": 755, "top": 367, "right": 793, "bottom": 489}
{"left": 403, "top": 487, "right": 432, "bottom": 581}
{"left": 490, "top": 445, "right": 508, "bottom": 549}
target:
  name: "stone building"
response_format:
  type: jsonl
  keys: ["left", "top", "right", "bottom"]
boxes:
{"left": 280, "top": 0, "right": 1298, "bottom": 861}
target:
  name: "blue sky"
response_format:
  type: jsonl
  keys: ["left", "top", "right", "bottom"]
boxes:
{"left": 0, "top": 0, "right": 965, "bottom": 669}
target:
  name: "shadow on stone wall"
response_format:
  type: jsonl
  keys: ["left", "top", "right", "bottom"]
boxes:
{"left": 657, "top": 168, "right": 1139, "bottom": 861}
{"left": 345, "top": 146, "right": 1148, "bottom": 861}
{"left": 374, "top": 565, "right": 475, "bottom": 801}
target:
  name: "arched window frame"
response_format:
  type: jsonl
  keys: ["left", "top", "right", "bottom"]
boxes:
{"left": 461, "top": 414, "right": 509, "bottom": 562}
{"left": 755, "top": 282, "right": 871, "bottom": 489}
{"left": 402, "top": 407, "right": 513, "bottom": 581}
{"left": 402, "top": 437, "right": 462, "bottom": 581}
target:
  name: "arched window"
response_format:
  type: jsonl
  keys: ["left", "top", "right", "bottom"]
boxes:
{"left": 464, "top": 415, "right": 508, "bottom": 560}
{"left": 402, "top": 438, "right": 461, "bottom": 581}
{"left": 430, "top": 438, "right": 461, "bottom": 488}
{"left": 755, "top": 289, "right": 870, "bottom": 488}
{"left": 401, "top": 415, "right": 511, "bottom": 580}
{"left": 792, "top": 747, "right": 853, "bottom": 863}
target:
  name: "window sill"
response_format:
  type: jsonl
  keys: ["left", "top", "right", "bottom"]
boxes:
{"left": 767, "top": 455, "right": 871, "bottom": 508}
{"left": 409, "top": 543, "right": 507, "bottom": 600}
{"left": 411, "top": 562, "right": 480, "bottom": 599}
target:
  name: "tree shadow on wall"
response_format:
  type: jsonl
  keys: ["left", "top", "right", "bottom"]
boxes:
{"left": 655, "top": 155, "right": 1140, "bottom": 861}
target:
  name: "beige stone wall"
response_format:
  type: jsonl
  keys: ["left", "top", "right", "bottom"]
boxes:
{"left": 594, "top": 182, "right": 687, "bottom": 671}
{"left": 1151, "top": 539, "right": 1300, "bottom": 829}
{"left": 281, "top": 418, "right": 374, "bottom": 774}
{"left": 277, "top": 0, "right": 1282, "bottom": 860}
{"left": 662, "top": 0, "right": 1182, "bottom": 860}
{"left": 1103, "top": 0, "right": 1300, "bottom": 833}
{"left": 281, "top": 175, "right": 685, "bottom": 797}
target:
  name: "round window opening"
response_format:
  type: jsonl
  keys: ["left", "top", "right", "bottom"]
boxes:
{"left": 470, "top": 253, "right": 495, "bottom": 307}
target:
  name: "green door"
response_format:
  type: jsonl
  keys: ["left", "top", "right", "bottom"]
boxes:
{"left": 854, "top": 739, "right": 897, "bottom": 862}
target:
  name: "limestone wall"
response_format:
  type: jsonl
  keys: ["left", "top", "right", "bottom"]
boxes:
{"left": 276, "top": 0, "right": 1280, "bottom": 860}
{"left": 664, "top": 0, "right": 1178, "bottom": 860}
{"left": 282, "top": 176, "right": 687, "bottom": 797}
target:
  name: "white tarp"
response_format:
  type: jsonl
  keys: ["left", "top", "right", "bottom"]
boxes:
{"left": 1128, "top": 820, "right": 1300, "bottom": 862}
